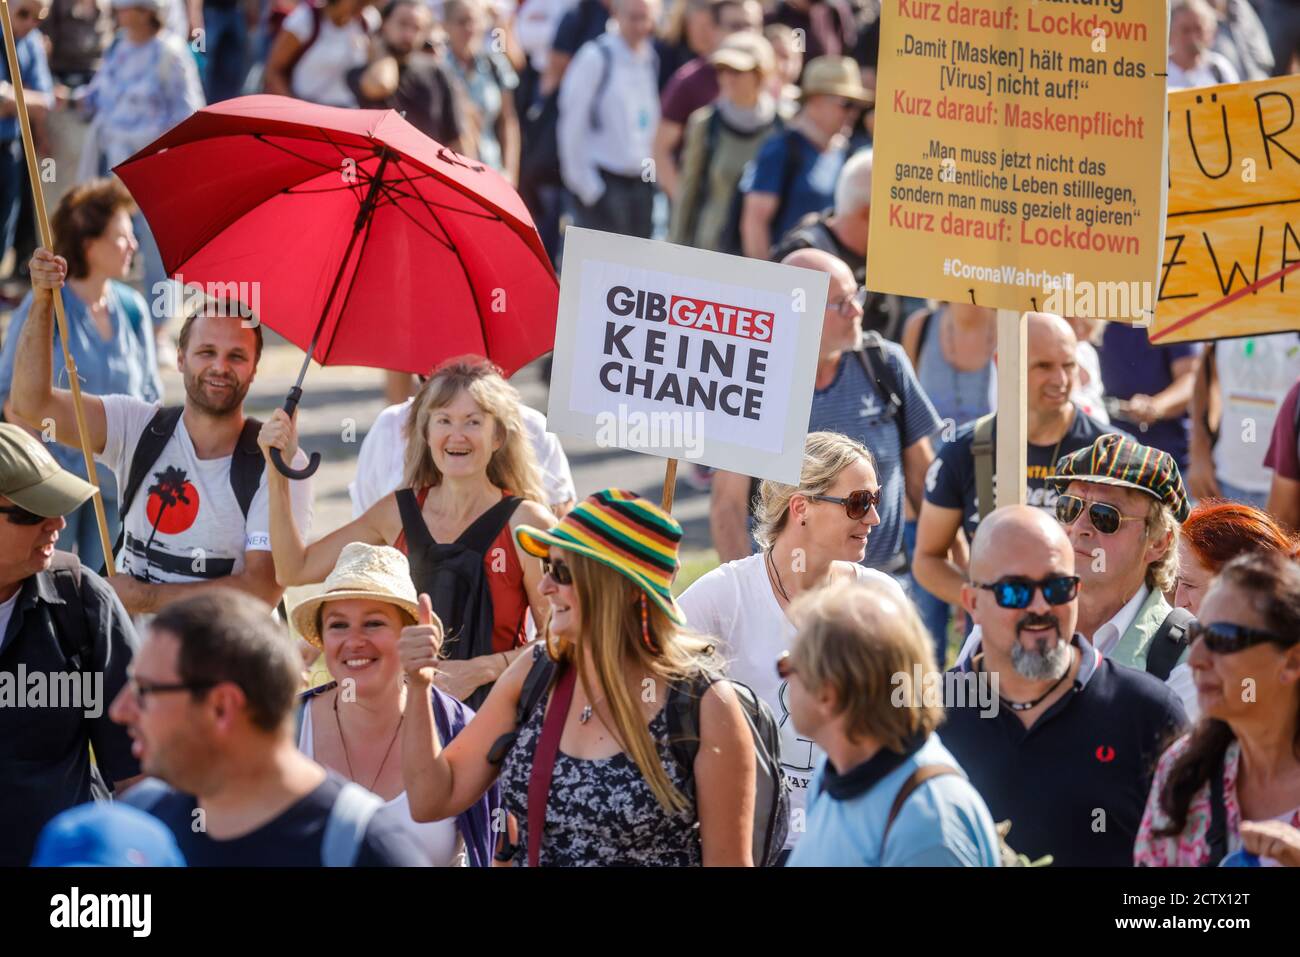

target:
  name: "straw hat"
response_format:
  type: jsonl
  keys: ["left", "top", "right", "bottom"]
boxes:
{"left": 515, "top": 488, "right": 686, "bottom": 625}
{"left": 290, "top": 543, "right": 426, "bottom": 647}
{"left": 799, "top": 55, "right": 873, "bottom": 104}
{"left": 711, "top": 31, "right": 776, "bottom": 75}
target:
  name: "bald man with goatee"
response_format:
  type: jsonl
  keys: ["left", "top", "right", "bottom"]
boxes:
{"left": 914, "top": 312, "right": 1124, "bottom": 606}
{"left": 941, "top": 506, "right": 1185, "bottom": 867}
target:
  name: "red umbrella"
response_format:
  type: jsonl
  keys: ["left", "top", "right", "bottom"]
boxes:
{"left": 114, "top": 95, "right": 558, "bottom": 479}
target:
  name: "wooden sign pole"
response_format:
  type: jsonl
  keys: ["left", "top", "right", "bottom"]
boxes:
{"left": 661, "top": 458, "right": 678, "bottom": 513}
{"left": 995, "top": 309, "right": 1028, "bottom": 509}
{"left": 1, "top": 0, "right": 115, "bottom": 569}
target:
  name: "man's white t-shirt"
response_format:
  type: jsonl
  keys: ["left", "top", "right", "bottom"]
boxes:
{"left": 677, "top": 553, "right": 907, "bottom": 849}
{"left": 1166, "top": 52, "right": 1239, "bottom": 90}
{"left": 0, "top": 589, "right": 21, "bottom": 644}
{"left": 1213, "top": 333, "right": 1300, "bottom": 493}
{"left": 282, "top": 4, "right": 380, "bottom": 107}
{"left": 97, "top": 395, "right": 314, "bottom": 583}
{"left": 347, "top": 398, "right": 577, "bottom": 517}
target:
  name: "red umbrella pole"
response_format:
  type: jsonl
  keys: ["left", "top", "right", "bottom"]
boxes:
{"left": 271, "top": 147, "right": 393, "bottom": 480}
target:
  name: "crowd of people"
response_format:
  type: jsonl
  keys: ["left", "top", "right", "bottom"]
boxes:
{"left": 2, "top": 0, "right": 1300, "bottom": 870}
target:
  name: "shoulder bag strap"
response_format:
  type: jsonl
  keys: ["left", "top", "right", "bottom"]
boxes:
{"left": 1205, "top": 752, "right": 1229, "bottom": 867}
{"left": 881, "top": 765, "right": 962, "bottom": 857}
{"left": 321, "top": 781, "right": 385, "bottom": 867}
{"left": 972, "top": 412, "right": 998, "bottom": 522}
{"left": 459, "top": 495, "right": 522, "bottom": 554}
{"left": 527, "top": 663, "right": 577, "bottom": 867}
{"left": 1145, "top": 607, "right": 1195, "bottom": 681}
{"left": 394, "top": 487, "right": 434, "bottom": 553}
{"left": 230, "top": 416, "right": 265, "bottom": 518}
{"left": 111, "top": 405, "right": 183, "bottom": 567}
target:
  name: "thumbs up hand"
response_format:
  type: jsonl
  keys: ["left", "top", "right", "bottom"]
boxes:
{"left": 398, "top": 594, "right": 444, "bottom": 686}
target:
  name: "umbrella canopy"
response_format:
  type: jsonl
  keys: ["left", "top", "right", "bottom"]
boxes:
{"left": 114, "top": 95, "right": 558, "bottom": 378}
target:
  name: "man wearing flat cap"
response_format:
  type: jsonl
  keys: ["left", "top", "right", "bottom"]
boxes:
{"left": 957, "top": 433, "right": 1198, "bottom": 715}
{"left": 0, "top": 423, "right": 139, "bottom": 865}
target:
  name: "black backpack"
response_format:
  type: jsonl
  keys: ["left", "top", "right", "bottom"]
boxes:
{"left": 396, "top": 489, "right": 522, "bottom": 710}
{"left": 1145, "top": 607, "right": 1195, "bottom": 682}
{"left": 489, "top": 648, "right": 791, "bottom": 866}
{"left": 108, "top": 406, "right": 264, "bottom": 575}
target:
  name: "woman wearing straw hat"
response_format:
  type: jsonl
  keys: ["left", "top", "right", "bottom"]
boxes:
{"left": 291, "top": 542, "right": 498, "bottom": 867}
{"left": 399, "top": 489, "right": 757, "bottom": 866}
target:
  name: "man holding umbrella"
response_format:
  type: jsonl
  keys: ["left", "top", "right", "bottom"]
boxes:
{"left": 8, "top": 249, "right": 313, "bottom": 615}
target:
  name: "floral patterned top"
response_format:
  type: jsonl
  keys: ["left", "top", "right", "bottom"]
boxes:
{"left": 1135, "top": 734, "right": 1300, "bottom": 866}
{"left": 498, "top": 651, "right": 702, "bottom": 867}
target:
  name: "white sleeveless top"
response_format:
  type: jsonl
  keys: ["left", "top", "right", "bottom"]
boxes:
{"left": 300, "top": 705, "right": 466, "bottom": 867}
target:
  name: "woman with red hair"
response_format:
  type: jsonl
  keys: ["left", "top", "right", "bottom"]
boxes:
{"left": 1175, "top": 500, "right": 1295, "bottom": 617}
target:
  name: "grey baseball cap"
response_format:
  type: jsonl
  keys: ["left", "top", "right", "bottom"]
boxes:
{"left": 0, "top": 423, "right": 97, "bottom": 517}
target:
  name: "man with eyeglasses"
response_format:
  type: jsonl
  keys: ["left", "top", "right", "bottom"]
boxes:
{"left": 953, "top": 434, "right": 1198, "bottom": 715}
{"left": 710, "top": 248, "right": 941, "bottom": 579}
{"left": 0, "top": 423, "right": 140, "bottom": 866}
{"left": 111, "top": 590, "right": 423, "bottom": 865}
{"left": 941, "top": 505, "right": 1186, "bottom": 867}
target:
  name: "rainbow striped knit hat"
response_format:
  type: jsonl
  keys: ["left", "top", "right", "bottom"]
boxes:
{"left": 515, "top": 488, "right": 686, "bottom": 625}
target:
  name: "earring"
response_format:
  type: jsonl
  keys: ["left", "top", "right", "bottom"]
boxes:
{"left": 800, "top": 519, "right": 806, "bottom": 526}
{"left": 639, "top": 593, "right": 661, "bottom": 655}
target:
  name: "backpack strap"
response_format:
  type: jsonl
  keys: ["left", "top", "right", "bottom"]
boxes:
{"left": 771, "top": 128, "right": 808, "bottom": 242}
{"left": 916, "top": 308, "right": 937, "bottom": 357}
{"left": 114, "top": 405, "right": 184, "bottom": 563}
{"left": 295, "top": 682, "right": 337, "bottom": 750}
{"left": 321, "top": 781, "right": 385, "bottom": 867}
{"left": 972, "top": 412, "right": 998, "bottom": 522}
{"left": 487, "top": 645, "right": 557, "bottom": 765}
{"left": 41, "top": 551, "right": 91, "bottom": 673}
{"left": 854, "top": 333, "right": 905, "bottom": 420}
{"left": 588, "top": 37, "right": 615, "bottom": 131}
{"left": 527, "top": 662, "right": 576, "bottom": 867}
{"left": 664, "top": 672, "right": 716, "bottom": 783}
{"left": 231, "top": 416, "right": 265, "bottom": 519}
{"left": 1145, "top": 607, "right": 1195, "bottom": 682}
{"left": 881, "top": 765, "right": 962, "bottom": 857}
{"left": 394, "top": 487, "right": 432, "bottom": 554}
{"left": 1204, "top": 751, "right": 1229, "bottom": 867}
{"left": 119, "top": 777, "right": 173, "bottom": 814}
{"left": 458, "top": 495, "right": 522, "bottom": 554}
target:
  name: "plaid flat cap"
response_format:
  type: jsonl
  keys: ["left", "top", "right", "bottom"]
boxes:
{"left": 1047, "top": 433, "right": 1191, "bottom": 523}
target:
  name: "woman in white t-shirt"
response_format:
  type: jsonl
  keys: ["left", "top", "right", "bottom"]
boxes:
{"left": 678, "top": 431, "right": 907, "bottom": 857}
{"left": 264, "top": 0, "right": 380, "bottom": 107}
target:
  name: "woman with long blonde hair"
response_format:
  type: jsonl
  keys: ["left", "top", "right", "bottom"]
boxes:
{"left": 260, "top": 356, "right": 555, "bottom": 706}
{"left": 398, "top": 488, "right": 757, "bottom": 865}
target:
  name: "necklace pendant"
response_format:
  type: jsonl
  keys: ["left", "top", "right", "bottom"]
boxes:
{"left": 579, "top": 705, "right": 592, "bottom": 724}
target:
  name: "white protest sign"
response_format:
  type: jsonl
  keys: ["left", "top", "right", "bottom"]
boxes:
{"left": 547, "top": 228, "right": 827, "bottom": 485}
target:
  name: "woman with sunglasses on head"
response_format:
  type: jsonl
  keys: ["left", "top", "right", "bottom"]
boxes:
{"left": 260, "top": 357, "right": 555, "bottom": 707}
{"left": 1135, "top": 549, "right": 1300, "bottom": 866}
{"left": 679, "top": 431, "right": 907, "bottom": 861}
{"left": 398, "top": 489, "right": 758, "bottom": 866}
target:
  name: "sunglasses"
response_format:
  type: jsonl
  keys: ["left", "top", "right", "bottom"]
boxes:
{"left": 0, "top": 503, "right": 47, "bottom": 525}
{"left": 1187, "top": 621, "right": 1292, "bottom": 655}
{"left": 1055, "top": 494, "right": 1147, "bottom": 536}
{"left": 775, "top": 650, "right": 795, "bottom": 680}
{"left": 974, "top": 575, "right": 1080, "bottom": 610}
{"left": 541, "top": 557, "right": 574, "bottom": 586}
{"left": 807, "top": 488, "right": 880, "bottom": 520}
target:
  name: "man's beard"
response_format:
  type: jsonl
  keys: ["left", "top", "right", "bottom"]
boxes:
{"left": 184, "top": 371, "right": 249, "bottom": 416}
{"left": 1010, "top": 613, "right": 1071, "bottom": 681}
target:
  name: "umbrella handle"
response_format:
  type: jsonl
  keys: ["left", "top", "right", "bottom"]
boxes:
{"left": 271, "top": 387, "right": 321, "bottom": 480}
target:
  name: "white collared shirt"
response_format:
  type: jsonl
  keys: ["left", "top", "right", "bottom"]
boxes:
{"left": 557, "top": 30, "right": 659, "bottom": 205}
{"left": 1090, "top": 583, "right": 1149, "bottom": 659}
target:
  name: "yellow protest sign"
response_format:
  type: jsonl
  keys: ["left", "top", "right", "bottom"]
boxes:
{"left": 1152, "top": 75, "right": 1300, "bottom": 344}
{"left": 866, "top": 1, "right": 1167, "bottom": 315}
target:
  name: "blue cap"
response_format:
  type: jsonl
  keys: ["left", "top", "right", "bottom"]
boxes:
{"left": 32, "top": 803, "right": 186, "bottom": 867}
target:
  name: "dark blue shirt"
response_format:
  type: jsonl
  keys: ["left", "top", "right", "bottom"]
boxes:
{"left": 942, "top": 640, "right": 1187, "bottom": 867}
{"left": 0, "top": 559, "right": 139, "bottom": 866}
{"left": 1099, "top": 324, "right": 1197, "bottom": 470}
{"left": 741, "top": 130, "right": 851, "bottom": 245}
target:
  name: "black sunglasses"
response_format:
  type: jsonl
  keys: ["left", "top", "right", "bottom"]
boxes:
{"left": 1187, "top": 621, "right": 1292, "bottom": 655}
{"left": 1055, "top": 494, "right": 1147, "bottom": 536}
{"left": 541, "top": 557, "right": 574, "bottom": 586}
{"left": 974, "top": 575, "right": 1080, "bottom": 610}
{"left": 0, "top": 503, "right": 47, "bottom": 525}
{"left": 807, "top": 489, "right": 881, "bottom": 520}
{"left": 775, "top": 650, "right": 795, "bottom": 680}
